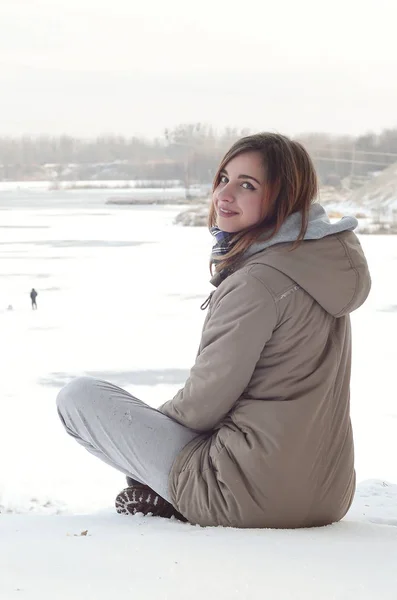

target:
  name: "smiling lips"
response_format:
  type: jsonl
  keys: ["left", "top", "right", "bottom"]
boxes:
{"left": 218, "top": 206, "right": 239, "bottom": 217}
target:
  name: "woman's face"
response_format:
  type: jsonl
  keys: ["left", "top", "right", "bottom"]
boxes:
{"left": 213, "top": 151, "right": 266, "bottom": 233}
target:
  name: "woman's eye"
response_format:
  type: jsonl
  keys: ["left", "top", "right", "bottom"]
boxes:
{"left": 242, "top": 181, "right": 255, "bottom": 190}
{"left": 219, "top": 175, "right": 228, "bottom": 184}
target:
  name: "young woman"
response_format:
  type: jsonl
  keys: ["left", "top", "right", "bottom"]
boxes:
{"left": 57, "top": 133, "right": 371, "bottom": 528}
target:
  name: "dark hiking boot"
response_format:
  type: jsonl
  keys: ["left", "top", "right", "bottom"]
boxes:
{"left": 115, "top": 484, "right": 188, "bottom": 522}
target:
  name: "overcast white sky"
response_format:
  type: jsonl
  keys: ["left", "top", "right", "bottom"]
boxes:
{"left": 1, "top": 0, "right": 396, "bottom": 138}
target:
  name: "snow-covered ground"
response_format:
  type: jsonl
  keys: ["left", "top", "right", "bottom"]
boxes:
{"left": 0, "top": 191, "right": 396, "bottom": 598}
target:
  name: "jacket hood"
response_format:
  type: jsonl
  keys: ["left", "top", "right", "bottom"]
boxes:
{"left": 245, "top": 203, "right": 358, "bottom": 256}
{"left": 212, "top": 204, "right": 371, "bottom": 317}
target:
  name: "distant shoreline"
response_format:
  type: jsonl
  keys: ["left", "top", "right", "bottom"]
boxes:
{"left": 0, "top": 180, "right": 211, "bottom": 194}
{"left": 106, "top": 196, "right": 203, "bottom": 206}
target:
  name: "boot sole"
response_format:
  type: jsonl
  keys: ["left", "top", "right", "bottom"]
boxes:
{"left": 115, "top": 486, "right": 187, "bottom": 522}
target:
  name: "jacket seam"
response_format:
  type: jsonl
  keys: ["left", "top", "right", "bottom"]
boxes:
{"left": 334, "top": 233, "right": 359, "bottom": 317}
{"left": 243, "top": 267, "right": 280, "bottom": 323}
{"left": 242, "top": 265, "right": 301, "bottom": 309}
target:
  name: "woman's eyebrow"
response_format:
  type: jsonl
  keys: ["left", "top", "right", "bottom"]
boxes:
{"left": 220, "top": 168, "right": 261, "bottom": 186}
{"left": 238, "top": 174, "right": 261, "bottom": 185}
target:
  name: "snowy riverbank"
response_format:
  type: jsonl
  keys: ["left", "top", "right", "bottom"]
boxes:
{"left": 2, "top": 480, "right": 397, "bottom": 600}
{"left": 0, "top": 191, "right": 396, "bottom": 598}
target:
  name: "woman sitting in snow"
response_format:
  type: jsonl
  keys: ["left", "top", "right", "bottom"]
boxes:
{"left": 57, "top": 133, "right": 371, "bottom": 528}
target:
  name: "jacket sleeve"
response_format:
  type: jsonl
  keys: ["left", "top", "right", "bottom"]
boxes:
{"left": 158, "top": 271, "right": 277, "bottom": 432}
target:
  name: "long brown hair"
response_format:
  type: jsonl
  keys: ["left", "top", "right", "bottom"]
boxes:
{"left": 209, "top": 132, "right": 318, "bottom": 273}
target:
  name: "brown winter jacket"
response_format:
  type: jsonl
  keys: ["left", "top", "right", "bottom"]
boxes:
{"left": 159, "top": 227, "right": 371, "bottom": 528}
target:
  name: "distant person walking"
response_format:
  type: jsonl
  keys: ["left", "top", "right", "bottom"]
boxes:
{"left": 30, "top": 288, "right": 38, "bottom": 310}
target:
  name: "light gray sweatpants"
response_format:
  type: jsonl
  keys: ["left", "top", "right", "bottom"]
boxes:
{"left": 56, "top": 376, "right": 200, "bottom": 502}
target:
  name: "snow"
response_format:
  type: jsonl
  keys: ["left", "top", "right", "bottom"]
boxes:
{"left": 2, "top": 502, "right": 397, "bottom": 600}
{"left": 0, "top": 191, "right": 397, "bottom": 598}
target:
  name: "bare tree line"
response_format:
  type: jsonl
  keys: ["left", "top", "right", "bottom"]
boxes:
{"left": 0, "top": 124, "right": 397, "bottom": 187}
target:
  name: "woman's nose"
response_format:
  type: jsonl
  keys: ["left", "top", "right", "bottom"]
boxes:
{"left": 216, "top": 184, "right": 235, "bottom": 203}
